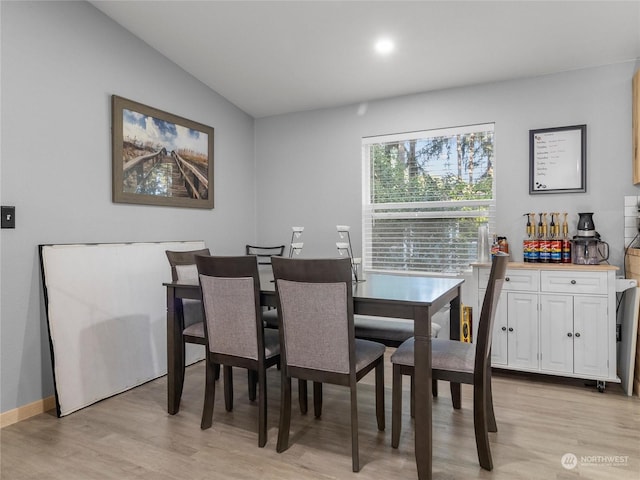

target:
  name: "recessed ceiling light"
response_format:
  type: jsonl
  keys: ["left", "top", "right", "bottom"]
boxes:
{"left": 374, "top": 38, "right": 394, "bottom": 55}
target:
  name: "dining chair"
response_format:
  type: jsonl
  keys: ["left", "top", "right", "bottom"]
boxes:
{"left": 195, "top": 255, "right": 280, "bottom": 447}
{"left": 271, "top": 256, "right": 385, "bottom": 472}
{"left": 354, "top": 315, "right": 442, "bottom": 398}
{"left": 390, "top": 253, "right": 508, "bottom": 471}
{"left": 354, "top": 315, "right": 441, "bottom": 347}
{"left": 245, "top": 244, "right": 285, "bottom": 329}
{"left": 165, "top": 248, "right": 215, "bottom": 408}
{"left": 245, "top": 244, "right": 286, "bottom": 265}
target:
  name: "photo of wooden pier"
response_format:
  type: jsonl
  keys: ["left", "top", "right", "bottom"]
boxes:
{"left": 120, "top": 108, "right": 210, "bottom": 201}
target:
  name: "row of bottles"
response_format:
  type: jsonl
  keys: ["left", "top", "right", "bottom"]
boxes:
{"left": 522, "top": 212, "right": 571, "bottom": 263}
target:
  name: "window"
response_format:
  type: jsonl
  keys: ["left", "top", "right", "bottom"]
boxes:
{"left": 362, "top": 123, "right": 495, "bottom": 275}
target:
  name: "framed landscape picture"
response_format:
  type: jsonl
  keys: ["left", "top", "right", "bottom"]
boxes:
{"left": 112, "top": 95, "right": 214, "bottom": 208}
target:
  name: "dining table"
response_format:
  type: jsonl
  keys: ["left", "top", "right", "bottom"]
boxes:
{"left": 164, "top": 271, "right": 464, "bottom": 480}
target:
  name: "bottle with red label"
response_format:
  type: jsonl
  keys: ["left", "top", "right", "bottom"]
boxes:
{"left": 498, "top": 236, "right": 509, "bottom": 255}
{"left": 538, "top": 212, "right": 550, "bottom": 263}
{"left": 561, "top": 212, "right": 572, "bottom": 263}
{"left": 490, "top": 234, "right": 500, "bottom": 259}
{"left": 530, "top": 212, "right": 540, "bottom": 262}
{"left": 550, "top": 212, "right": 562, "bottom": 263}
{"left": 523, "top": 213, "right": 535, "bottom": 262}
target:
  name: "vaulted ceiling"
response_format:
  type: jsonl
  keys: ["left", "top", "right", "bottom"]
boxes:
{"left": 90, "top": 1, "right": 640, "bottom": 118}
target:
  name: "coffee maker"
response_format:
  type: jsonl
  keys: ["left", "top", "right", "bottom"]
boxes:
{"left": 571, "top": 212, "right": 609, "bottom": 264}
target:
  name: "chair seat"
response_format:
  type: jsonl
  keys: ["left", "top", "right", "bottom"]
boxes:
{"left": 264, "top": 327, "right": 281, "bottom": 359}
{"left": 262, "top": 308, "right": 279, "bottom": 329}
{"left": 389, "top": 255, "right": 507, "bottom": 471}
{"left": 183, "top": 321, "right": 205, "bottom": 338}
{"left": 390, "top": 337, "right": 476, "bottom": 374}
{"left": 272, "top": 256, "right": 385, "bottom": 472}
{"left": 354, "top": 315, "right": 441, "bottom": 346}
{"left": 354, "top": 338, "right": 386, "bottom": 372}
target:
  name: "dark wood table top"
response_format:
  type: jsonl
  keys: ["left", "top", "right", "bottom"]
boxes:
{"left": 165, "top": 270, "right": 464, "bottom": 480}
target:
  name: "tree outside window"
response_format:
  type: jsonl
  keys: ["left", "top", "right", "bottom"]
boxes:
{"left": 362, "top": 124, "right": 495, "bottom": 274}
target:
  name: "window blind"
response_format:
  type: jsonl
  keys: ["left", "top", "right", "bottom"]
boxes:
{"left": 362, "top": 123, "right": 495, "bottom": 274}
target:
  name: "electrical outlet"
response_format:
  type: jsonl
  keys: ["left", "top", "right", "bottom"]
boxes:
{"left": 1, "top": 206, "right": 16, "bottom": 229}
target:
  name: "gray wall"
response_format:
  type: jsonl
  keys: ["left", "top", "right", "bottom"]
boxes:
{"left": 2, "top": 1, "right": 639, "bottom": 415}
{"left": 254, "top": 62, "right": 640, "bottom": 271}
{"left": 0, "top": 1, "right": 256, "bottom": 413}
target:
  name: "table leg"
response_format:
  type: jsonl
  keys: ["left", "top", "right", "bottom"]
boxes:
{"left": 413, "top": 306, "right": 432, "bottom": 480}
{"left": 167, "top": 286, "right": 184, "bottom": 415}
{"left": 449, "top": 292, "right": 462, "bottom": 409}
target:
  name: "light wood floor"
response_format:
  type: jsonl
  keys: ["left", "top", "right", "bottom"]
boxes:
{"left": 2, "top": 350, "right": 639, "bottom": 480}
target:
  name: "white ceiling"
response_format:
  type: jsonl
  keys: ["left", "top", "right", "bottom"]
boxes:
{"left": 90, "top": 0, "right": 640, "bottom": 118}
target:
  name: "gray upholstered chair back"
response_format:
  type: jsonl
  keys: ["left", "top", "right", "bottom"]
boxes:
{"left": 277, "top": 279, "right": 350, "bottom": 373}
{"left": 195, "top": 255, "right": 263, "bottom": 360}
{"left": 272, "top": 257, "right": 354, "bottom": 375}
{"left": 200, "top": 276, "right": 259, "bottom": 359}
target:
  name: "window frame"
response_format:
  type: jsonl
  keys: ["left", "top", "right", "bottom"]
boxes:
{"left": 361, "top": 123, "right": 496, "bottom": 276}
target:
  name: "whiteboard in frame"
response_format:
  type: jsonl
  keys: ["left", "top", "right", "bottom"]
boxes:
{"left": 529, "top": 124, "right": 586, "bottom": 194}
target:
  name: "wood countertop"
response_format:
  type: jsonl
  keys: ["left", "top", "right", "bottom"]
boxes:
{"left": 471, "top": 261, "right": 618, "bottom": 271}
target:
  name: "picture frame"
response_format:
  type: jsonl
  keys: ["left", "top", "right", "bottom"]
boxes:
{"left": 529, "top": 124, "right": 586, "bottom": 194}
{"left": 112, "top": 95, "right": 214, "bottom": 208}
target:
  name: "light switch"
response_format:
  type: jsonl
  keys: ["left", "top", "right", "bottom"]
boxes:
{"left": 1, "top": 206, "right": 16, "bottom": 229}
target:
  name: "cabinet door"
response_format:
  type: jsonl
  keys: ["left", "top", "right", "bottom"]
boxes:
{"left": 573, "top": 295, "right": 609, "bottom": 377}
{"left": 539, "top": 295, "right": 574, "bottom": 373}
{"left": 507, "top": 292, "right": 539, "bottom": 369}
{"left": 486, "top": 289, "right": 508, "bottom": 366}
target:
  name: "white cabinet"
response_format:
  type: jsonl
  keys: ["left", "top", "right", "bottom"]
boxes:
{"left": 573, "top": 295, "right": 609, "bottom": 377}
{"left": 506, "top": 292, "right": 539, "bottom": 369}
{"left": 473, "top": 263, "right": 619, "bottom": 387}
{"left": 539, "top": 294, "right": 573, "bottom": 373}
{"left": 490, "top": 290, "right": 539, "bottom": 369}
{"left": 479, "top": 268, "right": 539, "bottom": 370}
{"left": 488, "top": 290, "right": 508, "bottom": 365}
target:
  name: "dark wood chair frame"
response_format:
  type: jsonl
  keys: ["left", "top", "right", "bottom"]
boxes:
{"left": 165, "top": 248, "right": 214, "bottom": 409}
{"left": 272, "top": 257, "right": 385, "bottom": 472}
{"left": 195, "top": 255, "right": 280, "bottom": 447}
{"left": 391, "top": 253, "right": 508, "bottom": 471}
{"left": 245, "top": 244, "right": 286, "bottom": 265}
{"left": 246, "top": 244, "right": 284, "bottom": 332}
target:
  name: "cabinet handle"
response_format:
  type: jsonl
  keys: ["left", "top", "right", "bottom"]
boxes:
{"left": 508, "top": 327, "right": 514, "bottom": 332}
{"left": 501, "top": 326, "right": 507, "bottom": 331}
{"left": 575, "top": 332, "right": 581, "bottom": 338}
{"left": 567, "top": 332, "right": 573, "bottom": 337}
{"left": 505, "top": 277, "right": 510, "bottom": 282}
{"left": 570, "top": 279, "right": 577, "bottom": 285}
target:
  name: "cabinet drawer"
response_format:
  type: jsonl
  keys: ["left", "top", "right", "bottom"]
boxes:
{"left": 478, "top": 268, "right": 538, "bottom": 291}
{"left": 540, "top": 271, "right": 607, "bottom": 295}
